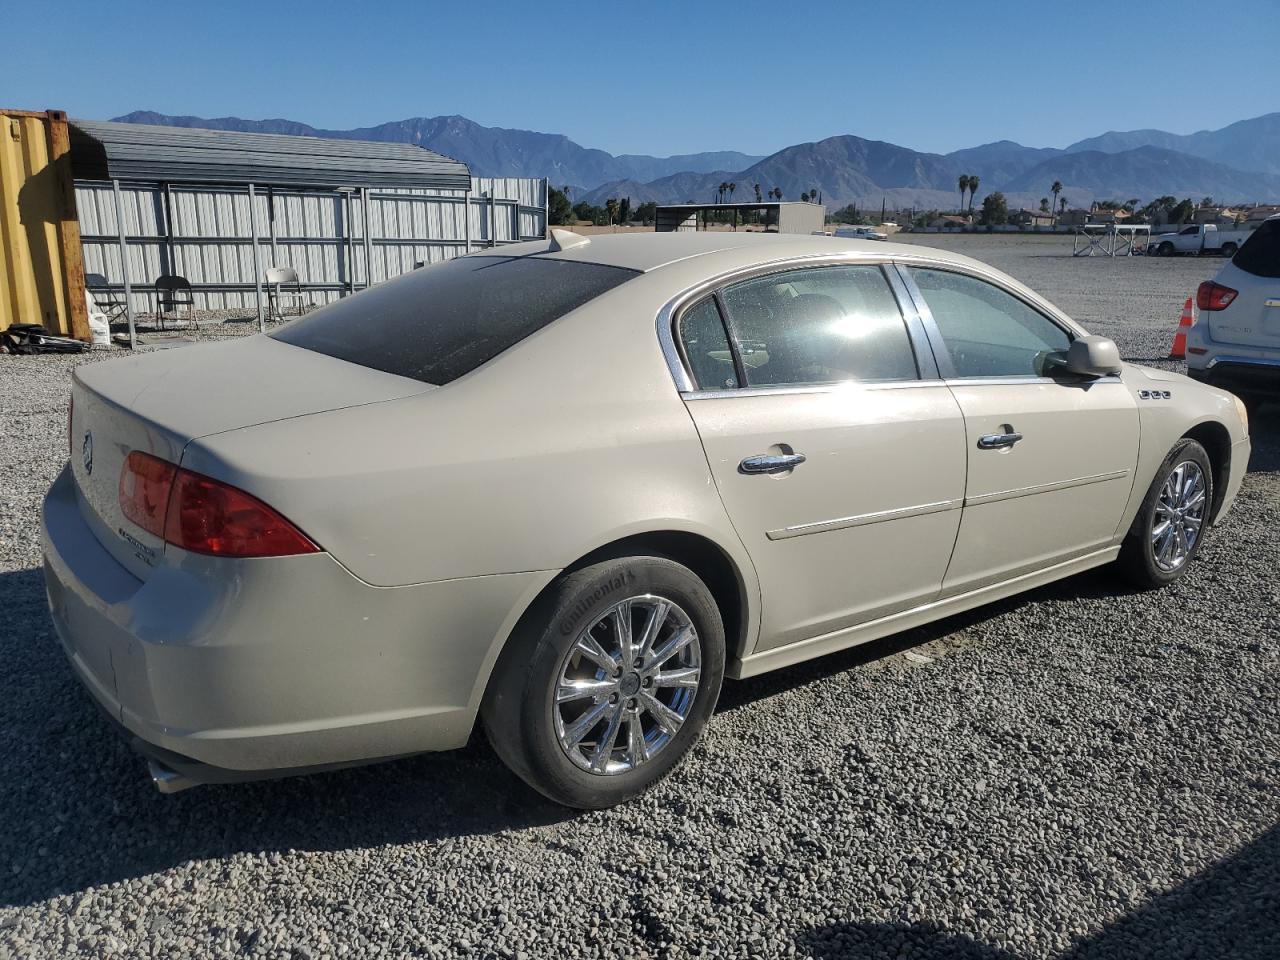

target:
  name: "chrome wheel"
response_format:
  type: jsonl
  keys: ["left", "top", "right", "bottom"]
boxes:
{"left": 1151, "top": 460, "right": 1207, "bottom": 572}
{"left": 553, "top": 594, "right": 701, "bottom": 776}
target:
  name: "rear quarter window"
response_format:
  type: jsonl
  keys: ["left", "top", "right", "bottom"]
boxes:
{"left": 1232, "top": 220, "right": 1280, "bottom": 278}
{"left": 272, "top": 255, "right": 639, "bottom": 384}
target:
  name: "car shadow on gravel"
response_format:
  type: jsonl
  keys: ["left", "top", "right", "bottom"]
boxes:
{"left": 795, "top": 824, "right": 1279, "bottom": 958}
{"left": 0, "top": 570, "right": 568, "bottom": 907}
{"left": 716, "top": 563, "right": 1144, "bottom": 716}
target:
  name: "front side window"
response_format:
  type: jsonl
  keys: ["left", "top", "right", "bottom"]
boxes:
{"left": 273, "top": 255, "right": 638, "bottom": 384}
{"left": 718, "top": 265, "right": 918, "bottom": 387}
{"left": 907, "top": 268, "right": 1070, "bottom": 378}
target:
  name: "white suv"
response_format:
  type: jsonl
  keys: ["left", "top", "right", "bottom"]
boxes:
{"left": 1186, "top": 214, "right": 1280, "bottom": 410}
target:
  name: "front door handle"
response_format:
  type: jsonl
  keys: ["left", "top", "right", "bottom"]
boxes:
{"left": 740, "top": 453, "right": 807, "bottom": 474}
{"left": 977, "top": 431, "right": 1023, "bottom": 450}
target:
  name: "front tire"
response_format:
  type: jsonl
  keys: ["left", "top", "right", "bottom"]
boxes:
{"left": 482, "top": 555, "right": 725, "bottom": 809}
{"left": 1118, "top": 439, "right": 1213, "bottom": 588}
{"left": 1159, "top": 242, "right": 1175, "bottom": 257}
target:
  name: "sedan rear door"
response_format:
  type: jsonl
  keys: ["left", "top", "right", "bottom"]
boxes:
{"left": 672, "top": 262, "right": 968, "bottom": 652}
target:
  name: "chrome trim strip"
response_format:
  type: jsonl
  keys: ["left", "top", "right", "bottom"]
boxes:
{"left": 766, "top": 498, "right": 962, "bottom": 541}
{"left": 964, "top": 469, "right": 1130, "bottom": 507}
{"left": 1205, "top": 354, "right": 1280, "bottom": 370}
{"left": 943, "top": 375, "right": 1123, "bottom": 387}
{"left": 681, "top": 379, "right": 947, "bottom": 401}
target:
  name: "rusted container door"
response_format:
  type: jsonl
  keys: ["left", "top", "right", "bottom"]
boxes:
{"left": 0, "top": 109, "right": 90, "bottom": 340}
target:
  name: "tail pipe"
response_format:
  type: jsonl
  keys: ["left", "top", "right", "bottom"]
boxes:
{"left": 148, "top": 759, "right": 198, "bottom": 794}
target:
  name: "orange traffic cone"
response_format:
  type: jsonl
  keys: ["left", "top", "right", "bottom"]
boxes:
{"left": 1169, "top": 297, "right": 1193, "bottom": 359}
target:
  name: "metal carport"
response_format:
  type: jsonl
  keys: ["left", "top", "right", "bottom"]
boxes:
{"left": 68, "top": 120, "right": 473, "bottom": 348}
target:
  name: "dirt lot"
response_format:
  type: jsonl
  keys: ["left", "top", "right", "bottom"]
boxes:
{"left": 1, "top": 236, "right": 1276, "bottom": 959}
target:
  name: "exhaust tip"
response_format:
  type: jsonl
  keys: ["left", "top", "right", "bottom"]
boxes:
{"left": 148, "top": 759, "right": 198, "bottom": 794}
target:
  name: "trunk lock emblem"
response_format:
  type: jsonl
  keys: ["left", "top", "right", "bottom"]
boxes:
{"left": 82, "top": 431, "right": 94, "bottom": 475}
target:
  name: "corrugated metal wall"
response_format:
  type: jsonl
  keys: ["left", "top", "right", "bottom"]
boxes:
{"left": 78, "top": 177, "right": 547, "bottom": 310}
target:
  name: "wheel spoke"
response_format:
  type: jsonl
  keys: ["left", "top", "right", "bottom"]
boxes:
{"left": 635, "top": 600, "right": 670, "bottom": 663}
{"left": 574, "top": 634, "right": 618, "bottom": 673}
{"left": 588, "top": 704, "right": 625, "bottom": 772}
{"left": 648, "top": 625, "right": 695, "bottom": 670}
{"left": 1183, "top": 515, "right": 1203, "bottom": 530}
{"left": 612, "top": 601, "right": 635, "bottom": 665}
{"left": 556, "top": 677, "right": 617, "bottom": 703}
{"left": 626, "top": 712, "right": 649, "bottom": 766}
{"left": 562, "top": 699, "right": 611, "bottom": 748}
{"left": 640, "top": 691, "right": 685, "bottom": 736}
{"left": 653, "top": 666, "right": 700, "bottom": 689}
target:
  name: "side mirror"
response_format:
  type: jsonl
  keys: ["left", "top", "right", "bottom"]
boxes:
{"left": 1059, "top": 335, "right": 1123, "bottom": 377}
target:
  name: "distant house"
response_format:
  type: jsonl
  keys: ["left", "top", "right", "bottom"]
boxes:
{"left": 927, "top": 214, "right": 969, "bottom": 229}
{"left": 1009, "top": 209, "right": 1054, "bottom": 227}
{"left": 1193, "top": 206, "right": 1234, "bottom": 225}
{"left": 1056, "top": 208, "right": 1090, "bottom": 227}
{"left": 1088, "top": 208, "right": 1131, "bottom": 225}
{"left": 1238, "top": 204, "right": 1280, "bottom": 228}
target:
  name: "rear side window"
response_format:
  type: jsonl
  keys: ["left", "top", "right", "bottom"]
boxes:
{"left": 678, "top": 298, "right": 737, "bottom": 390}
{"left": 272, "top": 256, "right": 638, "bottom": 384}
{"left": 719, "top": 265, "right": 918, "bottom": 387}
{"left": 1232, "top": 220, "right": 1280, "bottom": 278}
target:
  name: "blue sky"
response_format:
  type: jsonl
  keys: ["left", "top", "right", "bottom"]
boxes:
{"left": 5, "top": 0, "right": 1277, "bottom": 158}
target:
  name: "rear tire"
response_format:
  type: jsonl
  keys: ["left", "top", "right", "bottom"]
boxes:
{"left": 482, "top": 555, "right": 725, "bottom": 809}
{"left": 1221, "top": 242, "right": 1238, "bottom": 257}
{"left": 1118, "top": 439, "right": 1213, "bottom": 588}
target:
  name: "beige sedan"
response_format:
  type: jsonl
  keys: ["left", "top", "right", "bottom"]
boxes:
{"left": 44, "top": 231, "right": 1250, "bottom": 808}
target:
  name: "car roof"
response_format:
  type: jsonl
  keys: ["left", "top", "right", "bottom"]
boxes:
{"left": 466, "top": 230, "right": 981, "bottom": 275}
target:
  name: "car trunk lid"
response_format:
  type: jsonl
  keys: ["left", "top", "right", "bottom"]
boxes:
{"left": 70, "top": 336, "right": 432, "bottom": 580}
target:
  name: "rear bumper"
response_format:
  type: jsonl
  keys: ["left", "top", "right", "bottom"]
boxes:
{"left": 1187, "top": 356, "right": 1280, "bottom": 397}
{"left": 42, "top": 465, "right": 555, "bottom": 780}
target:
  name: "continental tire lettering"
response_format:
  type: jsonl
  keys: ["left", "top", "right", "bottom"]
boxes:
{"left": 558, "top": 569, "right": 639, "bottom": 636}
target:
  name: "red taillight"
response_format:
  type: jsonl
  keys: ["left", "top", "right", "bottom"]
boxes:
{"left": 119, "top": 452, "right": 177, "bottom": 538}
{"left": 1196, "top": 280, "right": 1238, "bottom": 312}
{"left": 118, "top": 452, "right": 319, "bottom": 558}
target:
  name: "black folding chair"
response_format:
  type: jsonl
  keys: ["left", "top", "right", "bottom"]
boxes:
{"left": 84, "top": 273, "right": 129, "bottom": 324}
{"left": 154, "top": 275, "right": 197, "bottom": 331}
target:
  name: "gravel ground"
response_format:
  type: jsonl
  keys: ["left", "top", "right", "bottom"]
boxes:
{"left": 1, "top": 237, "right": 1277, "bottom": 959}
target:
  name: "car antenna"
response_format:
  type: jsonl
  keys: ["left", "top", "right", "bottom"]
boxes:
{"left": 547, "top": 228, "right": 591, "bottom": 252}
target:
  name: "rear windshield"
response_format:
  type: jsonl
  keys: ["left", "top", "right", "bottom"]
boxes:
{"left": 1232, "top": 219, "right": 1280, "bottom": 278}
{"left": 271, "top": 255, "right": 639, "bottom": 384}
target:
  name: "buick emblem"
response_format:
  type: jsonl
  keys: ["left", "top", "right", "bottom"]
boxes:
{"left": 82, "top": 431, "right": 94, "bottom": 476}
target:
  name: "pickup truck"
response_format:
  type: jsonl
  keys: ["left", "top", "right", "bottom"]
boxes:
{"left": 1148, "top": 222, "right": 1254, "bottom": 257}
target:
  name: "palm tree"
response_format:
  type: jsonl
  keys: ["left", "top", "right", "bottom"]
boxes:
{"left": 967, "top": 175, "right": 980, "bottom": 212}
{"left": 1059, "top": 195, "right": 1068, "bottom": 214}
{"left": 729, "top": 182, "right": 736, "bottom": 202}
{"left": 1050, "top": 181, "right": 1063, "bottom": 222}
{"left": 753, "top": 183, "right": 762, "bottom": 203}
{"left": 605, "top": 198, "right": 619, "bottom": 225}
{"left": 1039, "top": 197, "right": 1050, "bottom": 213}
{"left": 958, "top": 174, "right": 970, "bottom": 213}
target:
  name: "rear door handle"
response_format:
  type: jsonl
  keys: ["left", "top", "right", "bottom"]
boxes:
{"left": 739, "top": 453, "right": 806, "bottom": 474}
{"left": 977, "top": 432, "right": 1023, "bottom": 450}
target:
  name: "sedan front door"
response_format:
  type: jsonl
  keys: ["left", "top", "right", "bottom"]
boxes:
{"left": 673, "top": 263, "right": 968, "bottom": 652}
{"left": 901, "top": 265, "right": 1140, "bottom": 595}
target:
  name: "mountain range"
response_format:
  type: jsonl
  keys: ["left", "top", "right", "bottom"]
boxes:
{"left": 112, "top": 110, "right": 1280, "bottom": 211}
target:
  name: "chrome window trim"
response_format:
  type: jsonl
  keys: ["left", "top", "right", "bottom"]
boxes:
{"left": 656, "top": 252, "right": 918, "bottom": 394}
{"left": 942, "top": 375, "right": 1123, "bottom": 388}
{"left": 681, "top": 380, "right": 952, "bottom": 401}
{"left": 1205, "top": 354, "right": 1280, "bottom": 370}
